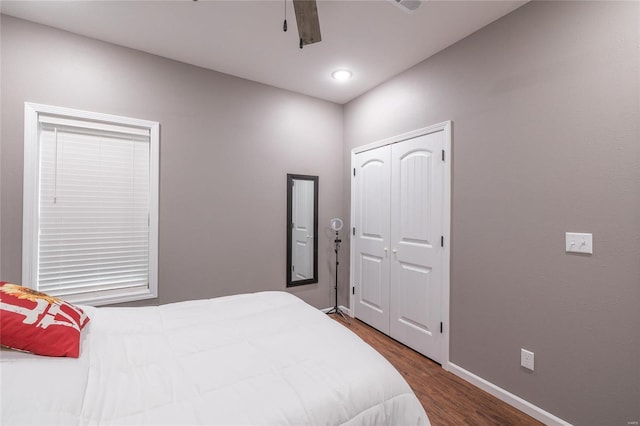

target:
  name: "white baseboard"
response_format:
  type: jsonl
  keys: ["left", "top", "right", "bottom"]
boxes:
{"left": 447, "top": 362, "right": 572, "bottom": 426}
{"left": 321, "top": 305, "right": 351, "bottom": 316}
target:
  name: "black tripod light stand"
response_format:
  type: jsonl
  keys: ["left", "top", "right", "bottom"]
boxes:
{"left": 326, "top": 218, "right": 350, "bottom": 323}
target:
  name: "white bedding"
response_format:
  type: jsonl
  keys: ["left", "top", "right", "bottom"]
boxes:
{"left": 1, "top": 291, "right": 429, "bottom": 425}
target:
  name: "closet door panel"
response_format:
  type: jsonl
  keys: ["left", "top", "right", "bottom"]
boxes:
{"left": 353, "top": 146, "right": 391, "bottom": 334}
{"left": 390, "top": 132, "right": 444, "bottom": 362}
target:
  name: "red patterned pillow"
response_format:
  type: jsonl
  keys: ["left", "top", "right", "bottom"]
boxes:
{"left": 0, "top": 282, "right": 90, "bottom": 357}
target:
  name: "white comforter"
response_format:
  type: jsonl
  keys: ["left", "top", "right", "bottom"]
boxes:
{"left": 1, "top": 291, "right": 429, "bottom": 425}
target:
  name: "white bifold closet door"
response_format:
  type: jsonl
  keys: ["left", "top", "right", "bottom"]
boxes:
{"left": 353, "top": 146, "right": 392, "bottom": 334}
{"left": 353, "top": 131, "right": 445, "bottom": 363}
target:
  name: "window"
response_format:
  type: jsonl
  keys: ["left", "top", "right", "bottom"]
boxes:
{"left": 23, "top": 103, "right": 159, "bottom": 306}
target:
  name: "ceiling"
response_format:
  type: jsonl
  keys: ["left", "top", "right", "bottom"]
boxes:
{"left": 1, "top": 0, "right": 527, "bottom": 104}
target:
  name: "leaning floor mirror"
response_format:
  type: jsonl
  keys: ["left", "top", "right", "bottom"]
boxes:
{"left": 286, "top": 174, "right": 318, "bottom": 287}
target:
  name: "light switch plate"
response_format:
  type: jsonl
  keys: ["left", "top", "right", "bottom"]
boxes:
{"left": 565, "top": 232, "right": 593, "bottom": 254}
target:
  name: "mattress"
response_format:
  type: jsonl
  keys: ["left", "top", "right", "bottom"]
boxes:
{"left": 1, "top": 291, "right": 429, "bottom": 425}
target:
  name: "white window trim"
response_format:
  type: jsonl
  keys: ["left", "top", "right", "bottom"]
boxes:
{"left": 23, "top": 102, "right": 159, "bottom": 306}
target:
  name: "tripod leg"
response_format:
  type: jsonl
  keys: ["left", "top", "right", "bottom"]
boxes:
{"left": 336, "top": 308, "right": 351, "bottom": 325}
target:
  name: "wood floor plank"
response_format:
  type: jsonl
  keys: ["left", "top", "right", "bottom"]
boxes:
{"left": 330, "top": 315, "right": 543, "bottom": 426}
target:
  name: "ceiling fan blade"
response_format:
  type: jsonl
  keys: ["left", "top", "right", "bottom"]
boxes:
{"left": 293, "top": 0, "right": 322, "bottom": 47}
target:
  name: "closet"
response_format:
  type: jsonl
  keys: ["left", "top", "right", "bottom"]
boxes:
{"left": 350, "top": 123, "right": 450, "bottom": 363}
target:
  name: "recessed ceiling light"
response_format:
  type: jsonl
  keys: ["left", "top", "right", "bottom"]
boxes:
{"left": 331, "top": 70, "right": 352, "bottom": 81}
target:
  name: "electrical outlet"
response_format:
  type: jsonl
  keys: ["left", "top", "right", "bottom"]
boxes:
{"left": 521, "top": 349, "right": 534, "bottom": 371}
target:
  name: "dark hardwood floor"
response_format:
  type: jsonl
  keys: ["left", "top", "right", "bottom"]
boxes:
{"left": 329, "top": 314, "right": 543, "bottom": 426}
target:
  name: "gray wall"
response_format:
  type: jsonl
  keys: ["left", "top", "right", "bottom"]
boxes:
{"left": 343, "top": 1, "right": 639, "bottom": 425}
{"left": 2, "top": 2, "right": 640, "bottom": 424}
{"left": 0, "top": 15, "right": 344, "bottom": 309}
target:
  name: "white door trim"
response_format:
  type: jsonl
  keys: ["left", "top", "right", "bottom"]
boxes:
{"left": 349, "top": 120, "right": 452, "bottom": 370}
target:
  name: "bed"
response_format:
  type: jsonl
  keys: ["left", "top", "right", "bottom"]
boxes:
{"left": 1, "top": 291, "right": 429, "bottom": 425}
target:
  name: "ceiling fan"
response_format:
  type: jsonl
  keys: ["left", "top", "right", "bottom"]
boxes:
{"left": 284, "top": 0, "right": 421, "bottom": 49}
{"left": 285, "top": 0, "right": 321, "bottom": 49}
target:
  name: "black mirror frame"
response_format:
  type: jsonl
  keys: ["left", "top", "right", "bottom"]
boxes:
{"left": 286, "top": 174, "right": 319, "bottom": 287}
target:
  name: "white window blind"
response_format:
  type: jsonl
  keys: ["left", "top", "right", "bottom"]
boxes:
{"left": 23, "top": 103, "right": 159, "bottom": 306}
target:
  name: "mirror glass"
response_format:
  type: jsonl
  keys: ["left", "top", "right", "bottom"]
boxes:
{"left": 287, "top": 174, "right": 318, "bottom": 287}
